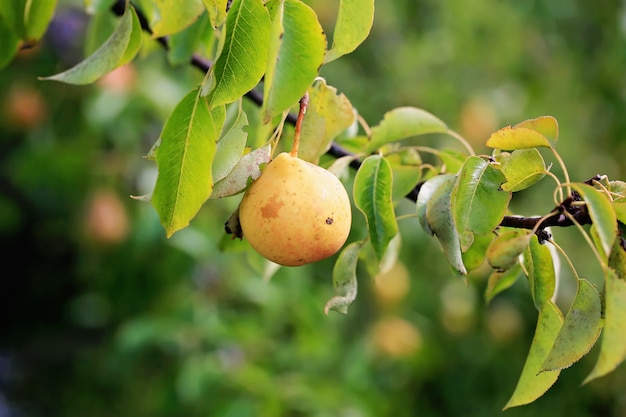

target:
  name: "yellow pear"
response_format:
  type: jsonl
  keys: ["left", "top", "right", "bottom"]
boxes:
{"left": 239, "top": 152, "right": 351, "bottom": 266}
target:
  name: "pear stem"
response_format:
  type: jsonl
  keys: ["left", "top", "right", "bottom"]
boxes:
{"left": 290, "top": 93, "right": 309, "bottom": 157}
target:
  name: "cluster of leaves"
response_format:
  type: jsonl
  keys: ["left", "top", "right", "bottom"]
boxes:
{"left": 5, "top": 0, "right": 626, "bottom": 408}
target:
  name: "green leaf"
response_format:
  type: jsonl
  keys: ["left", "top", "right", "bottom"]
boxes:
{"left": 486, "top": 125, "right": 552, "bottom": 150}
{"left": 503, "top": 301, "right": 563, "bottom": 410}
{"left": 437, "top": 149, "right": 466, "bottom": 175}
{"left": 385, "top": 149, "right": 422, "bottom": 202}
{"left": 202, "top": 0, "right": 228, "bottom": 27}
{"left": 210, "top": 144, "right": 271, "bottom": 199}
{"left": 168, "top": 12, "right": 214, "bottom": 66}
{"left": 542, "top": 279, "right": 603, "bottom": 372}
{"left": 0, "top": 0, "right": 25, "bottom": 38}
{"left": 0, "top": 0, "right": 56, "bottom": 41}
{"left": 452, "top": 156, "right": 511, "bottom": 250}
{"left": 571, "top": 183, "right": 618, "bottom": 259}
{"left": 353, "top": 155, "right": 398, "bottom": 261}
{"left": 496, "top": 148, "right": 547, "bottom": 192}
{"left": 368, "top": 107, "right": 448, "bottom": 152}
{"left": 152, "top": 88, "right": 226, "bottom": 237}
{"left": 39, "top": 5, "right": 141, "bottom": 85}
{"left": 0, "top": 15, "right": 20, "bottom": 69}
{"left": 262, "top": 0, "right": 326, "bottom": 121}
{"left": 524, "top": 234, "right": 557, "bottom": 311}
{"left": 425, "top": 175, "right": 467, "bottom": 275}
{"left": 324, "top": 240, "right": 365, "bottom": 315}
{"left": 324, "top": 0, "right": 374, "bottom": 63}
{"left": 24, "top": 0, "right": 57, "bottom": 41}
{"left": 205, "top": 0, "right": 270, "bottom": 108}
{"left": 462, "top": 232, "right": 493, "bottom": 272}
{"left": 416, "top": 174, "right": 454, "bottom": 236}
{"left": 485, "top": 263, "right": 522, "bottom": 304}
{"left": 486, "top": 230, "right": 531, "bottom": 272}
{"left": 298, "top": 78, "right": 355, "bottom": 164}
{"left": 212, "top": 102, "right": 249, "bottom": 183}
{"left": 583, "top": 240, "right": 626, "bottom": 383}
{"left": 151, "top": 0, "right": 204, "bottom": 38}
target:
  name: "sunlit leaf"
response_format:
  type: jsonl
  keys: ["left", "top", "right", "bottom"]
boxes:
{"left": 583, "top": 241, "right": 626, "bottom": 383}
{"left": 425, "top": 175, "right": 467, "bottom": 275}
{"left": 514, "top": 115, "right": 559, "bottom": 143}
{"left": 571, "top": 183, "right": 617, "bottom": 259}
{"left": 542, "top": 279, "right": 603, "bottom": 372}
{"left": 354, "top": 155, "right": 398, "bottom": 261}
{"left": 204, "top": 0, "right": 270, "bottom": 107}
{"left": 496, "top": 148, "right": 547, "bottom": 192}
{"left": 368, "top": 107, "right": 448, "bottom": 152}
{"left": 324, "top": 240, "right": 365, "bottom": 314}
{"left": 503, "top": 301, "right": 563, "bottom": 409}
{"left": 210, "top": 144, "right": 271, "bottom": 199}
{"left": 262, "top": 0, "right": 326, "bottom": 121}
{"left": 486, "top": 126, "right": 551, "bottom": 150}
{"left": 151, "top": 0, "right": 204, "bottom": 38}
{"left": 452, "top": 156, "right": 511, "bottom": 250}
{"left": 298, "top": 78, "right": 355, "bottom": 164}
{"left": 524, "top": 234, "right": 557, "bottom": 311}
{"left": 152, "top": 88, "right": 226, "bottom": 237}
{"left": 39, "top": 5, "right": 141, "bottom": 84}
{"left": 486, "top": 230, "right": 530, "bottom": 272}
{"left": 324, "top": 0, "right": 374, "bottom": 63}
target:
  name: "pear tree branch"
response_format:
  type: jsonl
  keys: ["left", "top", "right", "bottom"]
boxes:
{"left": 111, "top": 0, "right": 602, "bottom": 240}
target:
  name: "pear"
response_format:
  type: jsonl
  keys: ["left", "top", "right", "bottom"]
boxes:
{"left": 239, "top": 152, "right": 351, "bottom": 266}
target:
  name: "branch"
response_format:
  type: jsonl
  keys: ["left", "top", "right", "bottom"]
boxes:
{"left": 112, "top": 0, "right": 598, "bottom": 237}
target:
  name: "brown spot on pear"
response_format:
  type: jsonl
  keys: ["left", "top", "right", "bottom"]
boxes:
{"left": 239, "top": 152, "right": 351, "bottom": 266}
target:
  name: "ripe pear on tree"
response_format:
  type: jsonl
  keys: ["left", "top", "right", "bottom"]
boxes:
{"left": 238, "top": 95, "right": 352, "bottom": 266}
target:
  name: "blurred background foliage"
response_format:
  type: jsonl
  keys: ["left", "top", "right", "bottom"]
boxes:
{"left": 2, "top": 0, "right": 626, "bottom": 416}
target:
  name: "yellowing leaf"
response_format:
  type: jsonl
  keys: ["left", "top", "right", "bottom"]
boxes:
{"left": 514, "top": 115, "right": 559, "bottom": 143}
{"left": 298, "top": 78, "right": 355, "bottom": 164}
{"left": 202, "top": 0, "right": 228, "bottom": 27}
{"left": 496, "top": 148, "right": 547, "bottom": 192}
{"left": 486, "top": 126, "right": 551, "bottom": 150}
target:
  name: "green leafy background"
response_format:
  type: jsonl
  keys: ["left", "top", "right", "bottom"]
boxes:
{"left": 1, "top": 1, "right": 626, "bottom": 416}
